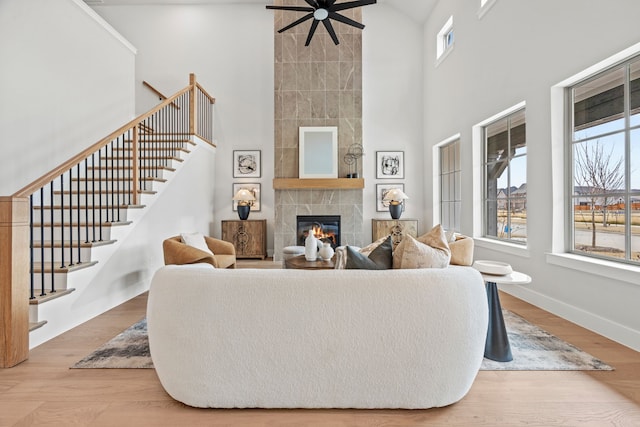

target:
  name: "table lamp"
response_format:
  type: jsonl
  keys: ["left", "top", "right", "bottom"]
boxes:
{"left": 233, "top": 188, "right": 256, "bottom": 220}
{"left": 383, "top": 188, "right": 409, "bottom": 220}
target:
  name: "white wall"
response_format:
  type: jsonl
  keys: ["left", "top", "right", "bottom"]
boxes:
{"left": 424, "top": 0, "right": 640, "bottom": 350}
{"left": 362, "top": 5, "right": 425, "bottom": 238}
{"left": 92, "top": 4, "right": 276, "bottom": 252}
{"left": 0, "top": 0, "right": 136, "bottom": 195}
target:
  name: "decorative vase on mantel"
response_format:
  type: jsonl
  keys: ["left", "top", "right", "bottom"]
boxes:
{"left": 318, "top": 242, "right": 335, "bottom": 261}
{"left": 305, "top": 229, "right": 318, "bottom": 261}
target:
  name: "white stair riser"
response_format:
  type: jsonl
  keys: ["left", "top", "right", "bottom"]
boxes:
{"left": 32, "top": 225, "right": 113, "bottom": 242}
{"left": 31, "top": 247, "right": 93, "bottom": 263}
{"left": 85, "top": 168, "right": 172, "bottom": 180}
{"left": 35, "top": 208, "right": 131, "bottom": 223}
{"left": 53, "top": 193, "right": 137, "bottom": 206}
{"left": 70, "top": 180, "right": 156, "bottom": 192}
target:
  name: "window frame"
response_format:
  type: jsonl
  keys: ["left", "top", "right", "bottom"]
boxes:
{"left": 481, "top": 107, "right": 528, "bottom": 245}
{"left": 436, "top": 16, "right": 454, "bottom": 65}
{"left": 566, "top": 58, "right": 640, "bottom": 266}
{"left": 438, "top": 138, "right": 462, "bottom": 232}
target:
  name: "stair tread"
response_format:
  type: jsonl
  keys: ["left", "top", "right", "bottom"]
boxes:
{"left": 29, "top": 320, "right": 48, "bottom": 331}
{"left": 29, "top": 288, "right": 76, "bottom": 305}
{"left": 33, "top": 220, "right": 132, "bottom": 227}
{"left": 71, "top": 176, "right": 167, "bottom": 182}
{"left": 32, "top": 261, "right": 98, "bottom": 274}
{"left": 101, "top": 156, "right": 183, "bottom": 161}
{"left": 88, "top": 165, "right": 176, "bottom": 171}
{"left": 33, "top": 204, "right": 146, "bottom": 210}
{"left": 114, "top": 147, "right": 191, "bottom": 153}
{"left": 53, "top": 190, "right": 156, "bottom": 195}
{"left": 32, "top": 239, "right": 116, "bottom": 249}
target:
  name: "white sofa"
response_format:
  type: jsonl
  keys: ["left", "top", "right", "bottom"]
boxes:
{"left": 147, "top": 265, "right": 488, "bottom": 409}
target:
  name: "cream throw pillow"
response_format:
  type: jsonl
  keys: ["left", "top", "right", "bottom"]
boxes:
{"left": 449, "top": 235, "right": 474, "bottom": 266}
{"left": 180, "top": 232, "right": 214, "bottom": 256}
{"left": 393, "top": 224, "right": 451, "bottom": 269}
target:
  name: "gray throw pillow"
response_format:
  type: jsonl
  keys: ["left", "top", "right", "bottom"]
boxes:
{"left": 345, "top": 236, "right": 393, "bottom": 270}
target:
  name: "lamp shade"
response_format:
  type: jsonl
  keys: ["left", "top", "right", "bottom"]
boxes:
{"left": 382, "top": 189, "right": 409, "bottom": 203}
{"left": 232, "top": 188, "right": 256, "bottom": 204}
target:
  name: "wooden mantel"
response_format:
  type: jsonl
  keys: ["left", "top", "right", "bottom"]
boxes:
{"left": 273, "top": 178, "right": 364, "bottom": 190}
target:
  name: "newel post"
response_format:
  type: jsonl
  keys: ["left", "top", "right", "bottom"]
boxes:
{"left": 189, "top": 73, "right": 197, "bottom": 136}
{"left": 0, "top": 197, "right": 30, "bottom": 368}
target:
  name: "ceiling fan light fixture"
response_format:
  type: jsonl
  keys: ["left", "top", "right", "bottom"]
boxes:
{"left": 267, "top": 0, "right": 377, "bottom": 46}
{"left": 313, "top": 8, "right": 329, "bottom": 20}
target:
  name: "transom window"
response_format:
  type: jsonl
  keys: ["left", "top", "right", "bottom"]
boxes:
{"left": 569, "top": 57, "right": 640, "bottom": 265}
{"left": 482, "top": 108, "right": 527, "bottom": 244}
{"left": 440, "top": 140, "right": 461, "bottom": 232}
{"left": 436, "top": 16, "right": 454, "bottom": 60}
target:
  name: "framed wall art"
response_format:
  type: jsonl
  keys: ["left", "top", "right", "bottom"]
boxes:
{"left": 232, "top": 183, "right": 261, "bottom": 212}
{"left": 376, "top": 183, "right": 405, "bottom": 212}
{"left": 233, "top": 150, "right": 261, "bottom": 178}
{"left": 376, "top": 151, "right": 404, "bottom": 179}
{"left": 299, "top": 126, "right": 338, "bottom": 179}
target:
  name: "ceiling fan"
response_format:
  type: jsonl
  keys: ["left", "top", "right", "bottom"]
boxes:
{"left": 266, "top": 0, "right": 377, "bottom": 46}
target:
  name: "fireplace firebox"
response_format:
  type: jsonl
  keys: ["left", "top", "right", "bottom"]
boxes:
{"left": 296, "top": 215, "right": 341, "bottom": 249}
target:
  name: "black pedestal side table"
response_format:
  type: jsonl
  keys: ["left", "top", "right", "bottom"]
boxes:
{"left": 478, "top": 270, "right": 532, "bottom": 362}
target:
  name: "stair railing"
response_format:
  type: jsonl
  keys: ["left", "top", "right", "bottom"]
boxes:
{"left": 0, "top": 73, "right": 215, "bottom": 368}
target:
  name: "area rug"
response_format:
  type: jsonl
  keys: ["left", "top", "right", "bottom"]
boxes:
{"left": 71, "top": 311, "right": 613, "bottom": 371}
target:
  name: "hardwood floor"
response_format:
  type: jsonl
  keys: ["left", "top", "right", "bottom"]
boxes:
{"left": 1, "top": 260, "right": 639, "bottom": 426}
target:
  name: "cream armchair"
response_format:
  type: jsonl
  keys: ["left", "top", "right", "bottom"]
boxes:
{"left": 163, "top": 235, "right": 236, "bottom": 269}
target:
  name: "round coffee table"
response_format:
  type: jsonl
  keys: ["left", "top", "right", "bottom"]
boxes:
{"left": 284, "top": 254, "right": 335, "bottom": 270}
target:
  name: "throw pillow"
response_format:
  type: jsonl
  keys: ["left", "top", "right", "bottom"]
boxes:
{"left": 449, "top": 235, "right": 474, "bottom": 266}
{"left": 334, "top": 235, "right": 390, "bottom": 269}
{"left": 345, "top": 236, "right": 393, "bottom": 270}
{"left": 180, "top": 232, "right": 214, "bottom": 256}
{"left": 393, "top": 225, "right": 451, "bottom": 269}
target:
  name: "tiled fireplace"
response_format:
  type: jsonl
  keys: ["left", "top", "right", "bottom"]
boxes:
{"left": 272, "top": 1, "right": 364, "bottom": 261}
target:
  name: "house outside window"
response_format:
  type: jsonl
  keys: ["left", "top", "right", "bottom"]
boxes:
{"left": 569, "top": 57, "right": 640, "bottom": 265}
{"left": 482, "top": 108, "right": 527, "bottom": 243}
{"left": 440, "top": 139, "right": 461, "bottom": 232}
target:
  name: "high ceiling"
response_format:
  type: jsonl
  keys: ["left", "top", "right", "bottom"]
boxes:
{"left": 84, "top": 0, "right": 437, "bottom": 24}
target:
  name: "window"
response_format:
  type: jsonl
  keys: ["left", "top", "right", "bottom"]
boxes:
{"left": 440, "top": 140, "right": 461, "bottom": 232}
{"left": 478, "top": 0, "right": 497, "bottom": 19}
{"left": 482, "top": 108, "right": 527, "bottom": 244}
{"left": 569, "top": 57, "right": 640, "bottom": 265}
{"left": 436, "top": 16, "right": 454, "bottom": 61}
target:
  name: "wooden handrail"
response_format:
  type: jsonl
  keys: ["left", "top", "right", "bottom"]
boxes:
{"left": 142, "top": 81, "right": 180, "bottom": 109}
{"left": 12, "top": 85, "right": 191, "bottom": 198}
{"left": 196, "top": 82, "right": 216, "bottom": 104}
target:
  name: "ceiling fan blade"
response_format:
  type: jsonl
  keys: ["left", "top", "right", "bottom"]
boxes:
{"left": 305, "top": 19, "right": 320, "bottom": 46}
{"left": 303, "top": 0, "right": 320, "bottom": 7}
{"left": 266, "top": 5, "right": 315, "bottom": 13}
{"left": 322, "top": 18, "right": 340, "bottom": 45}
{"left": 328, "top": 11, "right": 364, "bottom": 29}
{"left": 331, "top": 0, "right": 377, "bottom": 12}
{"left": 277, "top": 13, "right": 314, "bottom": 33}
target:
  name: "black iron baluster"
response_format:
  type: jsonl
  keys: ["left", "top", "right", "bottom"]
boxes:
{"left": 99, "top": 147, "right": 103, "bottom": 241}
{"left": 60, "top": 174, "right": 65, "bottom": 269}
{"left": 116, "top": 136, "right": 121, "bottom": 222}
{"left": 110, "top": 141, "right": 115, "bottom": 223}
{"left": 76, "top": 163, "right": 81, "bottom": 264}
{"left": 39, "top": 187, "right": 45, "bottom": 296}
{"left": 49, "top": 182, "right": 55, "bottom": 293}
{"left": 29, "top": 195, "right": 34, "bottom": 300}
{"left": 84, "top": 159, "right": 89, "bottom": 243}
{"left": 91, "top": 153, "right": 96, "bottom": 242}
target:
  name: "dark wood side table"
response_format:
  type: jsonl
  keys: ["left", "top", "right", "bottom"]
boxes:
{"left": 284, "top": 254, "right": 335, "bottom": 270}
{"left": 221, "top": 219, "right": 267, "bottom": 259}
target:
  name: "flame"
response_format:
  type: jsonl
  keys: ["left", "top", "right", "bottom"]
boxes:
{"left": 309, "top": 224, "right": 337, "bottom": 246}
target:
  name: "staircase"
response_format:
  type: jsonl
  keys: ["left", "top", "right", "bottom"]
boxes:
{"left": 0, "top": 74, "right": 215, "bottom": 368}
